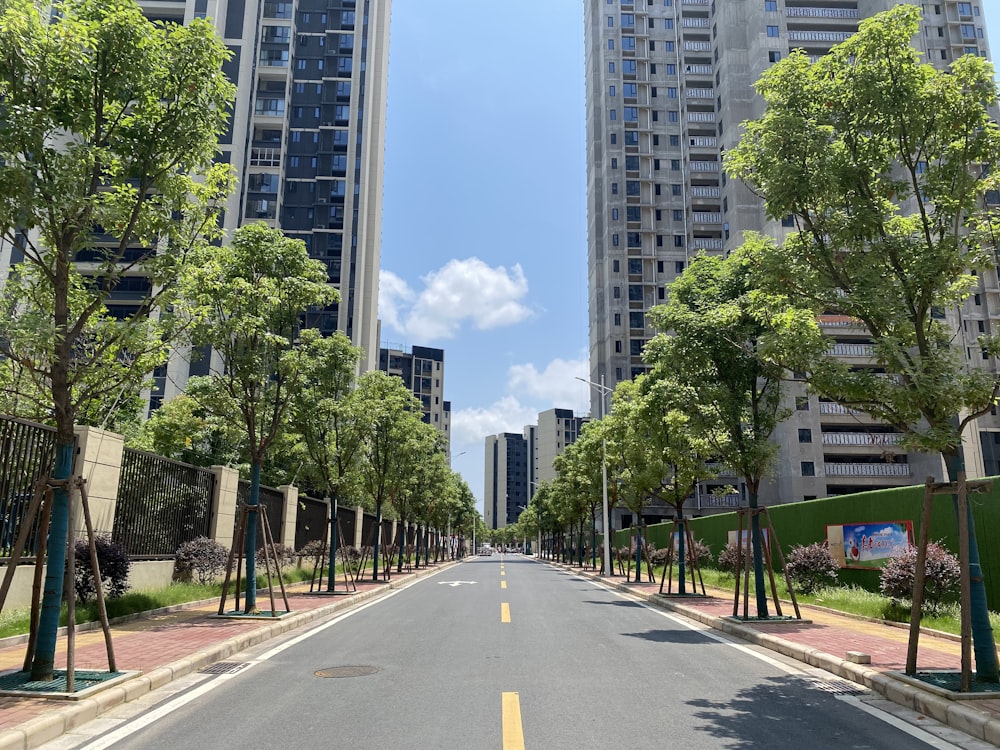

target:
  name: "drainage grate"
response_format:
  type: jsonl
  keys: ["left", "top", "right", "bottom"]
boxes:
{"left": 200, "top": 662, "right": 251, "bottom": 675}
{"left": 315, "top": 666, "right": 381, "bottom": 679}
{"left": 803, "top": 676, "right": 868, "bottom": 696}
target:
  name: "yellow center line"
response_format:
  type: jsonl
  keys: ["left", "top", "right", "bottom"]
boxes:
{"left": 502, "top": 692, "right": 525, "bottom": 750}
{"left": 501, "top": 580, "right": 507, "bottom": 589}
{"left": 501, "top": 602, "right": 511, "bottom": 623}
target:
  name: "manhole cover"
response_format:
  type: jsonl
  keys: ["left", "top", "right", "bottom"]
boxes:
{"left": 315, "top": 666, "right": 381, "bottom": 678}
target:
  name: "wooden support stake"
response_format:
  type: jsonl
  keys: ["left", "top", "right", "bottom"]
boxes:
{"left": 906, "top": 478, "right": 935, "bottom": 676}
{"left": 956, "top": 471, "right": 973, "bottom": 693}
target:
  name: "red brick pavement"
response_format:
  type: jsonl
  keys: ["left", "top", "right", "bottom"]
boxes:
{"left": 0, "top": 577, "right": 395, "bottom": 733}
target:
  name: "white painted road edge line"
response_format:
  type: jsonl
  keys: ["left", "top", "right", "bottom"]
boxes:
{"left": 78, "top": 571, "right": 442, "bottom": 750}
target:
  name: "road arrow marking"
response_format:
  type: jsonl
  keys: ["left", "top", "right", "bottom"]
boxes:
{"left": 438, "top": 581, "right": 477, "bottom": 587}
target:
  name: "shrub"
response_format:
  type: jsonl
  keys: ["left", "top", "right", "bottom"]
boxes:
{"left": 685, "top": 539, "right": 712, "bottom": 568}
{"left": 256, "top": 542, "right": 296, "bottom": 569}
{"left": 879, "top": 542, "right": 960, "bottom": 613}
{"left": 297, "top": 539, "right": 326, "bottom": 562}
{"left": 74, "top": 536, "right": 131, "bottom": 601}
{"left": 717, "top": 543, "right": 740, "bottom": 576}
{"left": 786, "top": 542, "right": 839, "bottom": 594}
{"left": 175, "top": 537, "right": 229, "bottom": 585}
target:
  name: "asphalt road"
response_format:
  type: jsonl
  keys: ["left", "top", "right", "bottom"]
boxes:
{"left": 46, "top": 556, "right": 978, "bottom": 749}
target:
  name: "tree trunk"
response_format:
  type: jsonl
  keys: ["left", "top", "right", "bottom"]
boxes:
{"left": 243, "top": 460, "right": 262, "bottom": 612}
{"left": 372, "top": 501, "right": 381, "bottom": 581}
{"left": 944, "top": 448, "right": 998, "bottom": 682}
{"left": 677, "top": 508, "right": 687, "bottom": 596}
{"left": 748, "top": 489, "right": 770, "bottom": 619}
{"left": 30, "top": 441, "right": 75, "bottom": 681}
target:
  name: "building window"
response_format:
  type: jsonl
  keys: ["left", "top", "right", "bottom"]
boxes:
{"left": 769, "top": 50, "right": 781, "bottom": 62}
{"left": 781, "top": 215, "right": 795, "bottom": 227}
{"left": 767, "top": 25, "right": 779, "bottom": 37}
{"left": 795, "top": 396, "right": 809, "bottom": 411}
{"left": 673, "top": 209, "right": 683, "bottom": 221}
{"left": 612, "top": 233, "right": 620, "bottom": 246}
{"left": 801, "top": 461, "right": 815, "bottom": 477}
{"left": 622, "top": 36, "right": 636, "bottom": 51}
{"left": 674, "top": 235, "right": 684, "bottom": 247}
{"left": 608, "top": 15, "right": 614, "bottom": 26}
{"left": 614, "top": 313, "right": 622, "bottom": 326}
{"left": 612, "top": 208, "right": 619, "bottom": 220}
{"left": 610, "top": 109, "right": 617, "bottom": 120}
{"left": 765, "top": 0, "right": 777, "bottom": 9}
{"left": 675, "top": 261, "right": 685, "bottom": 273}
{"left": 798, "top": 429, "right": 812, "bottom": 443}
{"left": 672, "top": 184, "right": 682, "bottom": 196}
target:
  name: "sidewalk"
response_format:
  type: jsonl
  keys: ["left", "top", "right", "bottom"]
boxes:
{"left": 550, "top": 559, "right": 1000, "bottom": 747}
{"left": 0, "top": 562, "right": 455, "bottom": 750}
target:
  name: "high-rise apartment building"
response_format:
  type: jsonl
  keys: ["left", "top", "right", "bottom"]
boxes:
{"left": 378, "top": 344, "right": 451, "bottom": 449}
{"left": 134, "top": 0, "right": 390, "bottom": 410}
{"left": 585, "top": 0, "right": 997, "bottom": 506}
{"left": 484, "top": 433, "right": 530, "bottom": 529}
{"left": 532, "top": 408, "right": 589, "bottom": 487}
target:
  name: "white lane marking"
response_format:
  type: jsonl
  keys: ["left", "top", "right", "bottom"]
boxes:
{"left": 79, "top": 571, "right": 444, "bottom": 749}
{"left": 588, "top": 580, "right": 962, "bottom": 749}
{"left": 437, "top": 581, "right": 478, "bottom": 587}
{"left": 838, "top": 695, "right": 963, "bottom": 750}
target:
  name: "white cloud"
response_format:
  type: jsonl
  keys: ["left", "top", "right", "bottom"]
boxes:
{"left": 379, "top": 258, "right": 531, "bottom": 341}
{"left": 377, "top": 270, "right": 415, "bottom": 333}
{"left": 508, "top": 356, "right": 591, "bottom": 414}
{"left": 451, "top": 396, "right": 540, "bottom": 445}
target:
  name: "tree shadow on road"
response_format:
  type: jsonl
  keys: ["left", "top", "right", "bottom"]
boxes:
{"left": 685, "top": 676, "right": 866, "bottom": 749}
{"left": 620, "top": 628, "right": 722, "bottom": 645}
{"left": 580, "top": 599, "right": 644, "bottom": 608}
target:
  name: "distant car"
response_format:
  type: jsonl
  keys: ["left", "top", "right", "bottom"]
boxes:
{"left": 478, "top": 546, "right": 493, "bottom": 556}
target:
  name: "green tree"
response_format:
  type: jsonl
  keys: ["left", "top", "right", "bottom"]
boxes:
{"left": 349, "top": 371, "right": 426, "bottom": 580}
{"left": 726, "top": 5, "right": 1000, "bottom": 679}
{"left": 647, "top": 250, "right": 789, "bottom": 615}
{"left": 0, "top": 0, "right": 234, "bottom": 680}
{"left": 178, "top": 222, "right": 335, "bottom": 612}
{"left": 130, "top": 394, "right": 245, "bottom": 467}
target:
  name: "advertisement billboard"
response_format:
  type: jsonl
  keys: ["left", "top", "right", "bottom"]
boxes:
{"left": 826, "top": 521, "right": 913, "bottom": 569}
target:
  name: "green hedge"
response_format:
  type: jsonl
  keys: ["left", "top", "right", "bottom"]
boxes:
{"left": 614, "top": 479, "right": 1000, "bottom": 604}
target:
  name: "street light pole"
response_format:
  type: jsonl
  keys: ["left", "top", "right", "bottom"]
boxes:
{"left": 576, "top": 375, "right": 613, "bottom": 578}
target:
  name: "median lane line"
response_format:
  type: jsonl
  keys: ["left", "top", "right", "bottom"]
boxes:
{"left": 501, "top": 580, "right": 507, "bottom": 589}
{"left": 502, "top": 692, "right": 525, "bottom": 750}
{"left": 501, "top": 602, "right": 511, "bottom": 622}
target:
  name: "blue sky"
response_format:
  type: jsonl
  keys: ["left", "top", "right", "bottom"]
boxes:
{"left": 379, "top": 2, "right": 1000, "bottom": 514}
{"left": 379, "top": 0, "right": 590, "bottom": 511}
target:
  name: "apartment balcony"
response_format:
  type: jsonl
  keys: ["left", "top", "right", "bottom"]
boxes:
{"left": 682, "top": 0, "right": 710, "bottom": 4}
{"left": 788, "top": 30, "right": 853, "bottom": 43}
{"left": 686, "top": 88, "right": 715, "bottom": 99}
{"left": 818, "top": 314, "right": 861, "bottom": 328}
{"left": 684, "top": 64, "right": 714, "bottom": 75}
{"left": 785, "top": 7, "right": 859, "bottom": 19}
{"left": 691, "top": 238, "right": 723, "bottom": 250}
{"left": 824, "top": 463, "right": 910, "bottom": 477}
{"left": 687, "top": 112, "right": 716, "bottom": 123}
{"left": 827, "top": 342, "right": 874, "bottom": 357}
{"left": 822, "top": 432, "right": 903, "bottom": 447}
{"left": 819, "top": 402, "right": 863, "bottom": 416}
{"left": 689, "top": 160, "right": 720, "bottom": 172}
{"left": 250, "top": 148, "right": 281, "bottom": 168}
{"left": 689, "top": 136, "right": 717, "bottom": 148}
{"left": 699, "top": 493, "right": 742, "bottom": 509}
{"left": 692, "top": 212, "right": 722, "bottom": 224}
{"left": 689, "top": 186, "right": 721, "bottom": 198}
{"left": 682, "top": 18, "right": 709, "bottom": 27}
{"left": 684, "top": 41, "right": 712, "bottom": 51}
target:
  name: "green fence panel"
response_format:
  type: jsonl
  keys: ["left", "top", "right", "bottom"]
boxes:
{"left": 614, "top": 478, "right": 1000, "bottom": 606}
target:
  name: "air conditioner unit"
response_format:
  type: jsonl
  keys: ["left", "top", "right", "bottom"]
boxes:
{"left": 317, "top": 198, "right": 328, "bottom": 203}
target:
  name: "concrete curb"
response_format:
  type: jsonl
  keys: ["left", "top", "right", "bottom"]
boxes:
{"left": 551, "top": 562, "right": 1000, "bottom": 747}
{"left": 0, "top": 561, "right": 459, "bottom": 750}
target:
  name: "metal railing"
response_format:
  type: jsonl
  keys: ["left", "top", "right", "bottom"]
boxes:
{"left": 0, "top": 416, "right": 59, "bottom": 559}
{"left": 823, "top": 463, "right": 910, "bottom": 477}
{"left": 822, "top": 432, "right": 903, "bottom": 446}
{"left": 237, "top": 480, "right": 284, "bottom": 547}
{"left": 295, "top": 495, "right": 328, "bottom": 551}
{"left": 113, "top": 448, "right": 215, "bottom": 558}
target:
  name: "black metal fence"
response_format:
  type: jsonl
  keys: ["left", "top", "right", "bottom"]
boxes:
{"left": 0, "top": 416, "right": 59, "bottom": 559}
{"left": 337, "top": 505, "right": 357, "bottom": 549}
{"left": 237, "top": 481, "right": 284, "bottom": 546}
{"left": 112, "top": 448, "right": 216, "bottom": 558}
{"left": 294, "top": 495, "right": 327, "bottom": 551}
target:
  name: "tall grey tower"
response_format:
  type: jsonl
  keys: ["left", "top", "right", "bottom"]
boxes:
{"left": 135, "top": 0, "right": 390, "bottom": 409}
{"left": 585, "top": 0, "right": 997, "bottom": 506}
